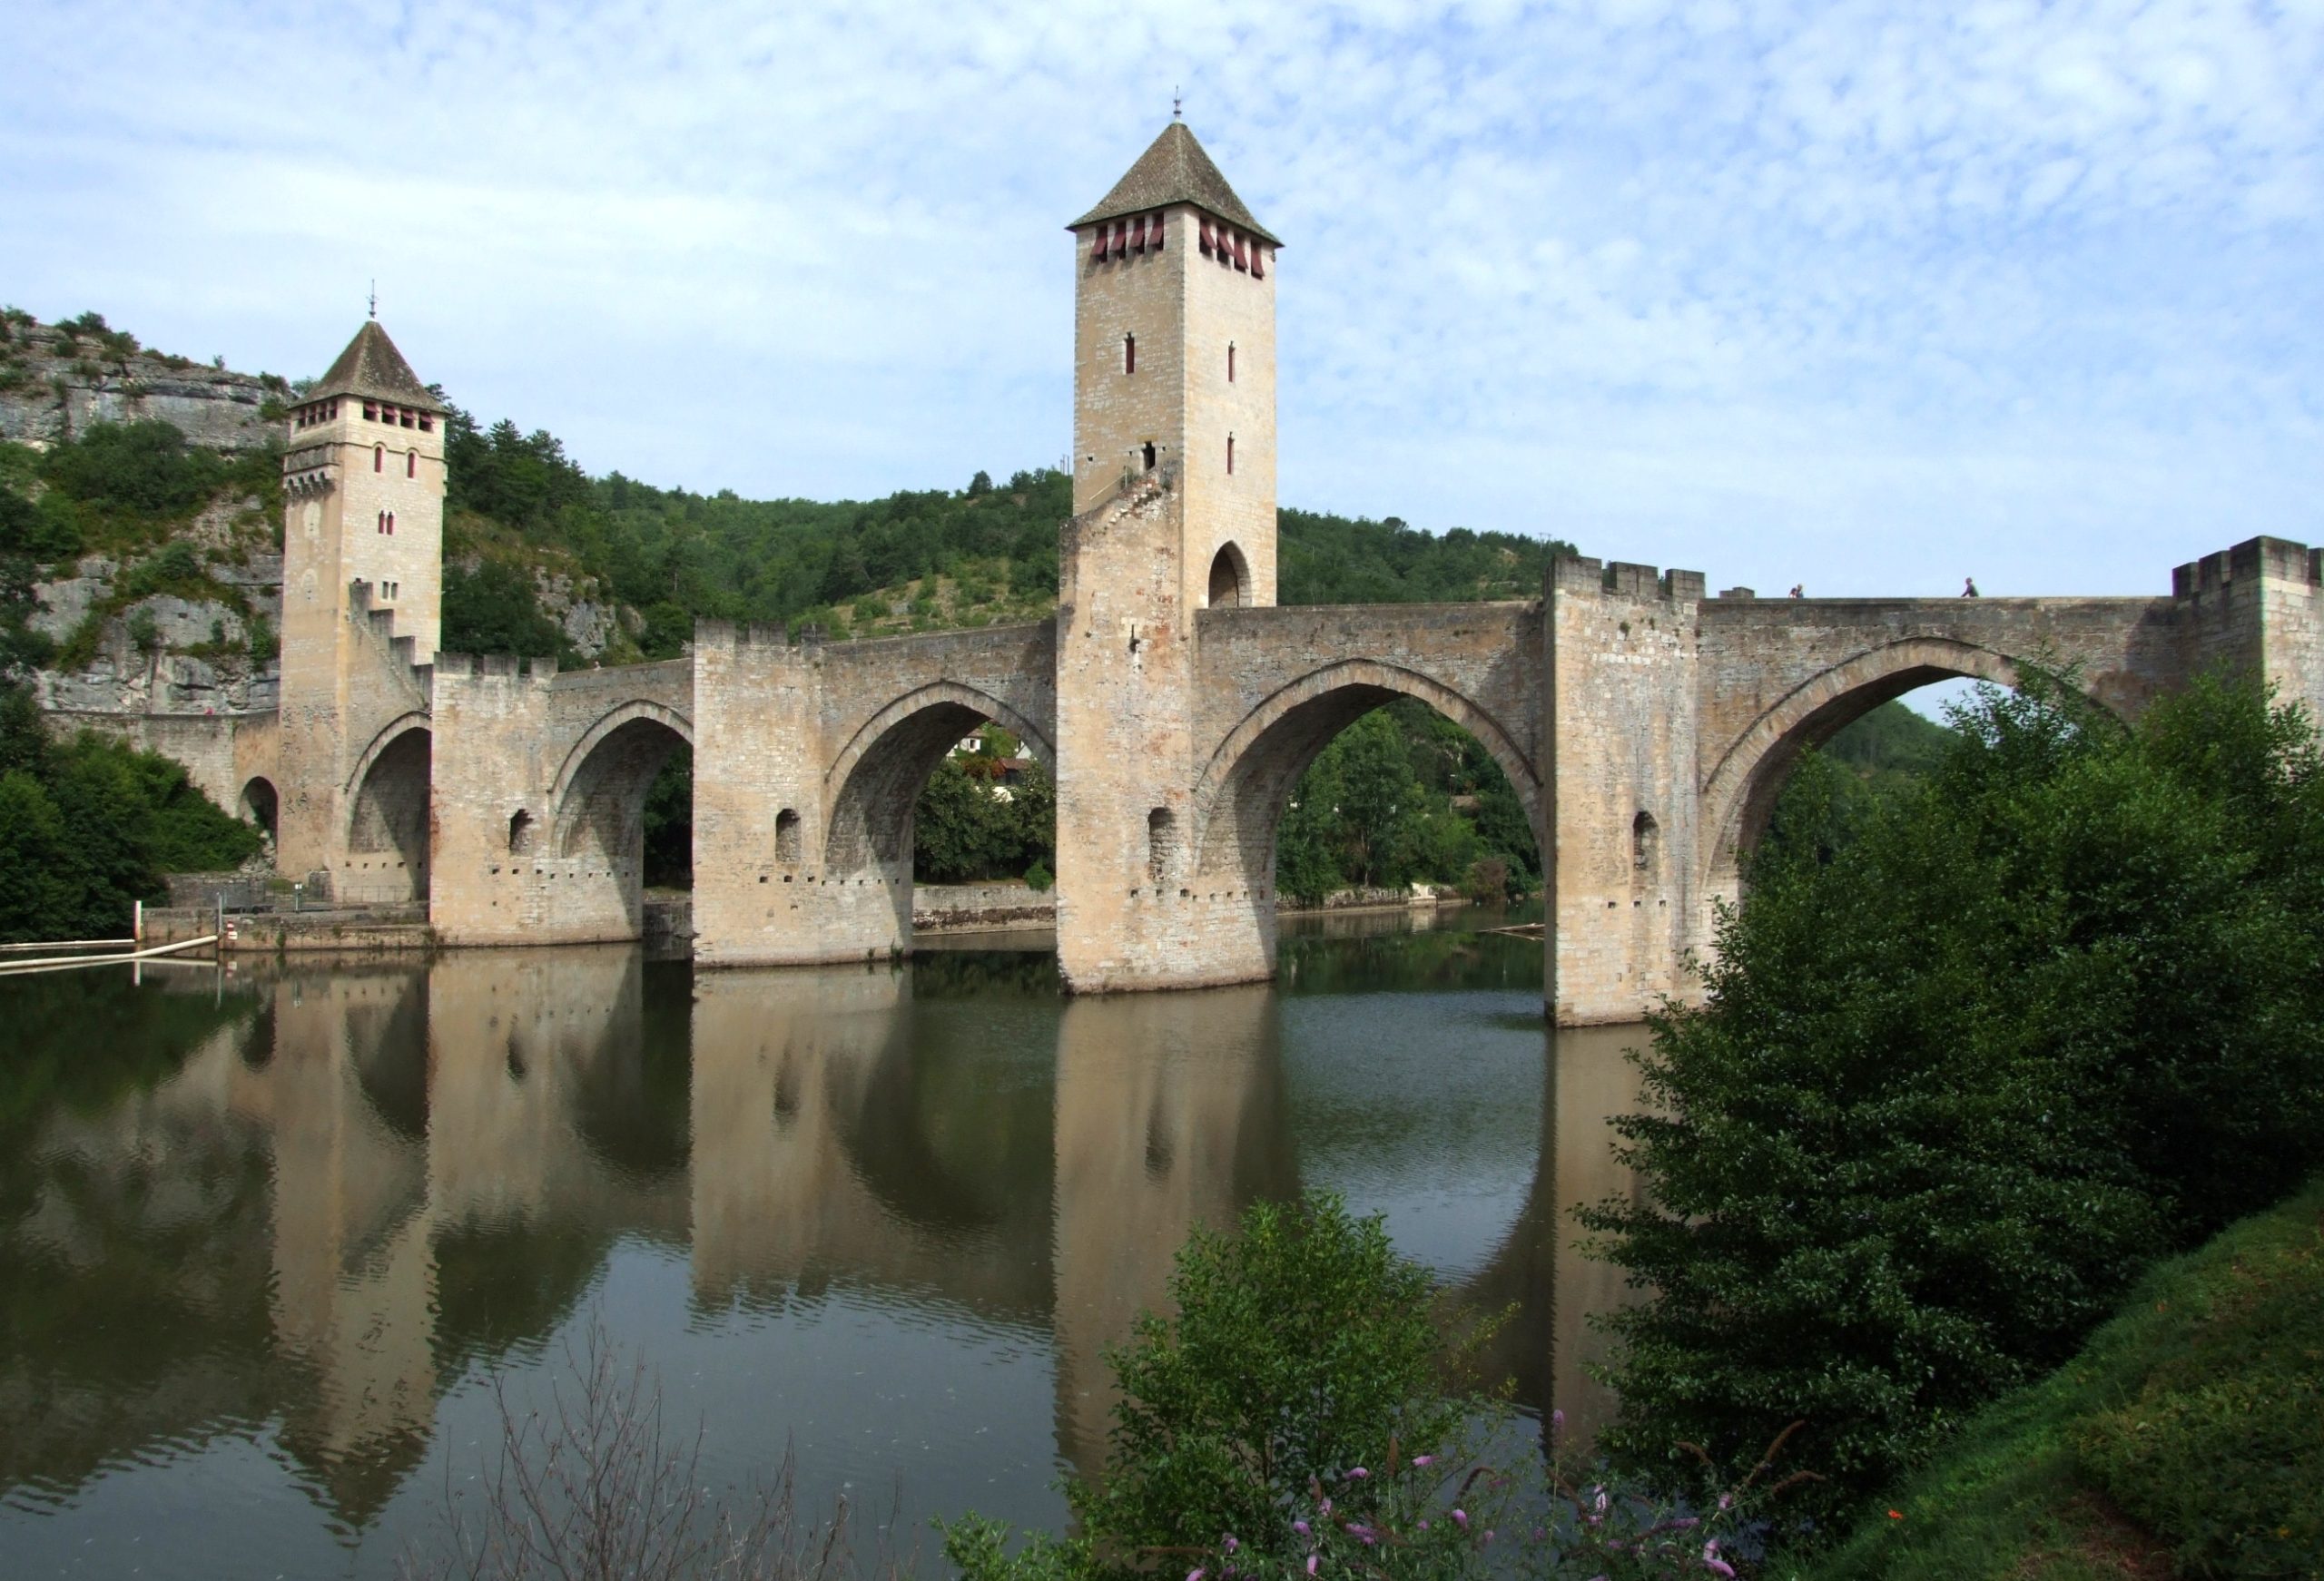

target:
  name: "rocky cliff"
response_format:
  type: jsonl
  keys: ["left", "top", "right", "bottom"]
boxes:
{"left": 0, "top": 309, "right": 280, "bottom": 453}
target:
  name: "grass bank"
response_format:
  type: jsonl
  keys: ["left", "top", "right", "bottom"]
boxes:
{"left": 1794, "top": 1178, "right": 2324, "bottom": 1580}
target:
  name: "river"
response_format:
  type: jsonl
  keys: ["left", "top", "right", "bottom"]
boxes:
{"left": 0, "top": 909, "right": 1649, "bottom": 1578}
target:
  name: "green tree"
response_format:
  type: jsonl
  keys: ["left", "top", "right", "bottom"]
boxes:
{"left": 947, "top": 1193, "right": 1500, "bottom": 1581}
{"left": 1582, "top": 674, "right": 2324, "bottom": 1524}
{"left": 441, "top": 560, "right": 571, "bottom": 661}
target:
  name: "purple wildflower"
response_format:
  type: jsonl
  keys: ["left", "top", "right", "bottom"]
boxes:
{"left": 1187, "top": 1569, "right": 1205, "bottom": 1581}
{"left": 1222, "top": 1537, "right": 1239, "bottom": 1555}
{"left": 1451, "top": 1509, "right": 1468, "bottom": 1529}
{"left": 1411, "top": 1454, "right": 1433, "bottom": 1468}
{"left": 1305, "top": 1557, "right": 1318, "bottom": 1577}
{"left": 1702, "top": 1538, "right": 1737, "bottom": 1579}
{"left": 1346, "top": 1468, "right": 1368, "bottom": 1480}
{"left": 1293, "top": 1521, "right": 1310, "bottom": 1538}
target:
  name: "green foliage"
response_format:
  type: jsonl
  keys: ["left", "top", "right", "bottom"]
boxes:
{"left": 912, "top": 752, "right": 1054, "bottom": 884}
{"left": 441, "top": 558, "right": 574, "bottom": 662}
{"left": 1071, "top": 1193, "right": 1493, "bottom": 1561}
{"left": 1800, "top": 1178, "right": 2324, "bottom": 1581}
{"left": 1275, "top": 701, "right": 1539, "bottom": 902}
{"left": 40, "top": 420, "right": 224, "bottom": 520}
{"left": 1278, "top": 512, "right": 1572, "bottom": 604}
{"left": 1583, "top": 674, "right": 2324, "bottom": 1527}
{"left": 641, "top": 748, "right": 692, "bottom": 889}
{"left": 0, "top": 683, "right": 261, "bottom": 940}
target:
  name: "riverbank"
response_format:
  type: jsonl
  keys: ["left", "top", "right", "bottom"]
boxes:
{"left": 1794, "top": 1177, "right": 2324, "bottom": 1579}
{"left": 130, "top": 878, "right": 1491, "bottom": 951}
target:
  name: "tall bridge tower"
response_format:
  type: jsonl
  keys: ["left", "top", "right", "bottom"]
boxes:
{"left": 273, "top": 319, "right": 447, "bottom": 899}
{"left": 1054, "top": 123, "right": 1286, "bottom": 989}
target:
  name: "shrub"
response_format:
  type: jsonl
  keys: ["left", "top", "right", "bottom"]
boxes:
{"left": 1581, "top": 674, "right": 2324, "bottom": 1524}
{"left": 1022, "top": 859, "right": 1052, "bottom": 892}
{"left": 1068, "top": 1193, "right": 1497, "bottom": 1561}
{"left": 41, "top": 420, "right": 225, "bottom": 520}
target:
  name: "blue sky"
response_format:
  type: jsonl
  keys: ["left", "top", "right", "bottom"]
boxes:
{"left": 5, "top": 0, "right": 2319, "bottom": 604}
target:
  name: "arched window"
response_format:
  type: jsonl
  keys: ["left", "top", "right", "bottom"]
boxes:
{"left": 775, "top": 808, "right": 802, "bottom": 866}
{"left": 407, "top": 449, "right": 416, "bottom": 477}
{"left": 374, "top": 444, "right": 384, "bottom": 472}
{"left": 1124, "top": 333, "right": 1136, "bottom": 375}
{"left": 1207, "top": 544, "right": 1246, "bottom": 609}
{"left": 1226, "top": 434, "right": 1235, "bottom": 475}
{"left": 1227, "top": 343, "right": 1236, "bottom": 382}
{"left": 387, "top": 511, "right": 396, "bottom": 535}
{"left": 507, "top": 810, "right": 534, "bottom": 854}
{"left": 1632, "top": 810, "right": 1660, "bottom": 876}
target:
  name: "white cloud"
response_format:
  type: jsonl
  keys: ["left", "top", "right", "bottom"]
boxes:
{"left": 2, "top": 0, "right": 2317, "bottom": 598}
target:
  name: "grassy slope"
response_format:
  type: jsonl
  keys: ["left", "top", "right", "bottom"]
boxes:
{"left": 1788, "top": 1179, "right": 2324, "bottom": 1581}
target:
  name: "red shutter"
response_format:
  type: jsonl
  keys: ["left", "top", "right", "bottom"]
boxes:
{"left": 1233, "top": 232, "right": 1248, "bottom": 270}
{"left": 1252, "top": 245, "right": 1265, "bottom": 280}
{"left": 1199, "top": 219, "right": 1215, "bottom": 255}
{"left": 1148, "top": 213, "right": 1164, "bottom": 250}
{"left": 1129, "top": 218, "right": 1145, "bottom": 253}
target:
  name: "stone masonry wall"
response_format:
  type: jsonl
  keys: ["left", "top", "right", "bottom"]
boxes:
{"left": 1543, "top": 558, "right": 1706, "bottom": 1026}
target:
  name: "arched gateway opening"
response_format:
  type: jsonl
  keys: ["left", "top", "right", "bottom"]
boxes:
{"left": 239, "top": 776, "right": 279, "bottom": 840}
{"left": 1701, "top": 639, "right": 2041, "bottom": 896}
{"left": 1195, "top": 663, "right": 1543, "bottom": 908}
{"left": 346, "top": 723, "right": 431, "bottom": 902}
{"left": 822, "top": 683, "right": 1055, "bottom": 948}
{"left": 550, "top": 707, "right": 693, "bottom": 937}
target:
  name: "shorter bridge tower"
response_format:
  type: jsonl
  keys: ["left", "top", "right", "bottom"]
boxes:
{"left": 1054, "top": 122, "right": 1286, "bottom": 990}
{"left": 273, "top": 319, "right": 447, "bottom": 899}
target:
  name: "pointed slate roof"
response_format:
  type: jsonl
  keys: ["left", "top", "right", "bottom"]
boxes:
{"left": 1070, "top": 122, "right": 1281, "bottom": 247}
{"left": 312, "top": 319, "right": 446, "bottom": 412}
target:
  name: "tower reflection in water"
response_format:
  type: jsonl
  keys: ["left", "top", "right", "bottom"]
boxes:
{"left": 0, "top": 933, "right": 1643, "bottom": 1573}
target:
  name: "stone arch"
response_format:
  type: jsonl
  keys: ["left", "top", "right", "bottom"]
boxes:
{"left": 552, "top": 712, "right": 692, "bottom": 868}
{"left": 1206, "top": 541, "right": 1250, "bottom": 609}
{"left": 822, "top": 682, "right": 1055, "bottom": 874}
{"left": 1699, "top": 637, "right": 2032, "bottom": 889}
{"left": 1191, "top": 659, "right": 1541, "bottom": 883}
{"left": 547, "top": 701, "right": 695, "bottom": 810}
{"left": 346, "top": 722, "right": 432, "bottom": 879}
{"left": 238, "top": 775, "right": 279, "bottom": 839}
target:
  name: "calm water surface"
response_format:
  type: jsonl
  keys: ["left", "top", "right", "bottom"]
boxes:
{"left": 0, "top": 910, "right": 1648, "bottom": 1578}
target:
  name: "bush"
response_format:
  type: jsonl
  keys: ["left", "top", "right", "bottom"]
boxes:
{"left": 1022, "top": 859, "right": 1052, "bottom": 892}
{"left": 1804, "top": 1179, "right": 2324, "bottom": 1580}
{"left": 41, "top": 420, "right": 225, "bottom": 520}
{"left": 944, "top": 1193, "right": 1503, "bottom": 1581}
{"left": 0, "top": 683, "right": 261, "bottom": 939}
{"left": 1581, "top": 674, "right": 2324, "bottom": 1525}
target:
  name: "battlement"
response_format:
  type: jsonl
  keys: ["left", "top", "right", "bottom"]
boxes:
{"left": 696, "top": 619, "right": 826, "bottom": 652}
{"left": 2172, "top": 535, "right": 2322, "bottom": 598}
{"left": 433, "top": 651, "right": 558, "bottom": 682}
{"left": 1549, "top": 555, "right": 1706, "bottom": 602}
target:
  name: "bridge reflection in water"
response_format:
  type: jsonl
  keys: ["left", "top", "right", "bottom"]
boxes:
{"left": 0, "top": 927, "right": 1647, "bottom": 1578}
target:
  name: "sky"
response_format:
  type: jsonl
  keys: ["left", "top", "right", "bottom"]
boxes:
{"left": 5, "top": 0, "right": 2320, "bottom": 605}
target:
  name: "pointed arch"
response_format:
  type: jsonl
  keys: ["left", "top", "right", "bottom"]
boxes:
{"left": 1191, "top": 658, "right": 1541, "bottom": 882}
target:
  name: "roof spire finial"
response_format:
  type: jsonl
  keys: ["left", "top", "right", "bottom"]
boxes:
{"left": 1172, "top": 86, "right": 1183, "bottom": 121}
{"left": 368, "top": 280, "right": 378, "bottom": 320}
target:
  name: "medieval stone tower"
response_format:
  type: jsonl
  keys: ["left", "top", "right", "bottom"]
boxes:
{"left": 273, "top": 319, "right": 448, "bottom": 899}
{"left": 1053, "top": 122, "right": 1285, "bottom": 990}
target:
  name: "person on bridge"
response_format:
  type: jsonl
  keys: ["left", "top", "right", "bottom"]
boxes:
{"left": 1788, "top": 584, "right": 1804, "bottom": 598}
{"left": 1962, "top": 577, "right": 1980, "bottom": 597}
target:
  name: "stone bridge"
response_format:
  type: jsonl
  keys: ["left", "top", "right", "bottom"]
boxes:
{"left": 251, "top": 526, "right": 2316, "bottom": 1026}
{"left": 89, "top": 127, "right": 2324, "bottom": 1025}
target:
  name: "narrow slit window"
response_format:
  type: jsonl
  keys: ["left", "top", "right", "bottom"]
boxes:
{"left": 1226, "top": 434, "right": 1235, "bottom": 475}
{"left": 406, "top": 449, "right": 416, "bottom": 477}
{"left": 1227, "top": 343, "right": 1236, "bottom": 382}
{"left": 374, "top": 444, "right": 384, "bottom": 472}
{"left": 1142, "top": 441, "right": 1157, "bottom": 472}
{"left": 1124, "top": 333, "right": 1135, "bottom": 375}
